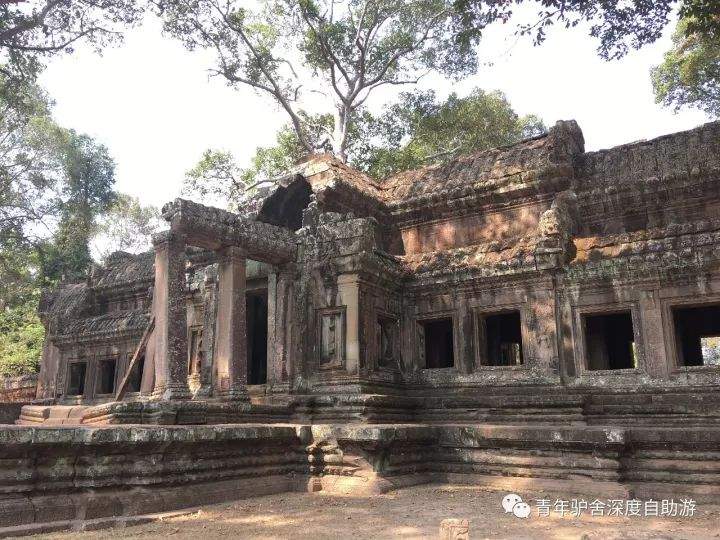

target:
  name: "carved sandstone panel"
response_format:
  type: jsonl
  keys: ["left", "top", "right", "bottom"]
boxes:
{"left": 318, "top": 307, "right": 346, "bottom": 370}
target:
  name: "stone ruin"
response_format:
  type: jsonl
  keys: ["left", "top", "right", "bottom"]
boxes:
{"left": 2, "top": 119, "right": 720, "bottom": 534}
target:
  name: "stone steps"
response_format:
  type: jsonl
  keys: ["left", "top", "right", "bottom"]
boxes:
{"left": 16, "top": 405, "right": 89, "bottom": 425}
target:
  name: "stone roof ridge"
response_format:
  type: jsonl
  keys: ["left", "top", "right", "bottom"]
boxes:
{"left": 376, "top": 120, "right": 583, "bottom": 210}
{"left": 379, "top": 128, "right": 560, "bottom": 187}
{"left": 92, "top": 250, "right": 155, "bottom": 290}
{"left": 584, "top": 119, "right": 720, "bottom": 157}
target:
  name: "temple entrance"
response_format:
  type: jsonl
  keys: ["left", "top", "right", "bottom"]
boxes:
{"left": 247, "top": 291, "right": 268, "bottom": 384}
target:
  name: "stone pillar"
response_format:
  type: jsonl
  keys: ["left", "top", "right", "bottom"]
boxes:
{"left": 337, "top": 274, "right": 360, "bottom": 374}
{"left": 267, "top": 267, "right": 294, "bottom": 393}
{"left": 639, "top": 289, "right": 670, "bottom": 378}
{"left": 213, "top": 246, "right": 250, "bottom": 400}
{"left": 152, "top": 230, "right": 191, "bottom": 400}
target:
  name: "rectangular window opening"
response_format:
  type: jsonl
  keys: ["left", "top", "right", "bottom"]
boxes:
{"left": 673, "top": 304, "right": 720, "bottom": 367}
{"left": 584, "top": 311, "right": 636, "bottom": 371}
{"left": 97, "top": 359, "right": 117, "bottom": 395}
{"left": 419, "top": 317, "right": 454, "bottom": 369}
{"left": 67, "top": 362, "right": 87, "bottom": 396}
{"left": 484, "top": 311, "right": 524, "bottom": 366}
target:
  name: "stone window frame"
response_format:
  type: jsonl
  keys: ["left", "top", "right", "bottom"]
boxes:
{"left": 472, "top": 303, "right": 530, "bottom": 371}
{"left": 316, "top": 305, "right": 347, "bottom": 371}
{"left": 415, "top": 310, "right": 458, "bottom": 371}
{"left": 572, "top": 302, "right": 645, "bottom": 376}
{"left": 662, "top": 294, "right": 720, "bottom": 373}
{"left": 94, "top": 355, "right": 119, "bottom": 397}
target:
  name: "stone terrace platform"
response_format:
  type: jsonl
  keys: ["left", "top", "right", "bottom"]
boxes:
{"left": 0, "top": 423, "right": 718, "bottom": 536}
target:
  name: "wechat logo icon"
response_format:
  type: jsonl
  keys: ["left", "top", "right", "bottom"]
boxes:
{"left": 502, "top": 493, "right": 532, "bottom": 519}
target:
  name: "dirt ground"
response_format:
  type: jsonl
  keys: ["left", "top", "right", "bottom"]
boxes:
{"left": 32, "top": 484, "right": 720, "bottom": 540}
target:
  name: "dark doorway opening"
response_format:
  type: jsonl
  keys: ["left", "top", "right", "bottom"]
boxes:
{"left": 584, "top": 311, "right": 636, "bottom": 370}
{"left": 484, "top": 311, "right": 524, "bottom": 366}
{"left": 420, "top": 318, "right": 454, "bottom": 369}
{"left": 97, "top": 359, "right": 117, "bottom": 394}
{"left": 126, "top": 354, "right": 145, "bottom": 393}
{"left": 247, "top": 291, "right": 268, "bottom": 384}
{"left": 67, "top": 362, "right": 87, "bottom": 396}
{"left": 673, "top": 304, "right": 720, "bottom": 366}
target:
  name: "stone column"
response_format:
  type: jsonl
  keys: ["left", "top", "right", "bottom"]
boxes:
{"left": 337, "top": 274, "right": 360, "bottom": 374}
{"left": 152, "top": 230, "right": 191, "bottom": 400}
{"left": 638, "top": 289, "right": 670, "bottom": 379}
{"left": 213, "top": 246, "right": 250, "bottom": 400}
{"left": 267, "top": 267, "right": 294, "bottom": 393}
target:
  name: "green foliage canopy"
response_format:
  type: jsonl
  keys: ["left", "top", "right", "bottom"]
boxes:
{"left": 354, "top": 89, "right": 546, "bottom": 179}
{"left": 652, "top": 17, "right": 720, "bottom": 117}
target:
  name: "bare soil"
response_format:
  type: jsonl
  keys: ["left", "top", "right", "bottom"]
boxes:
{"left": 33, "top": 484, "right": 720, "bottom": 540}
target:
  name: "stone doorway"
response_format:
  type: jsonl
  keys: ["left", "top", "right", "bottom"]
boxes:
{"left": 247, "top": 291, "right": 268, "bottom": 385}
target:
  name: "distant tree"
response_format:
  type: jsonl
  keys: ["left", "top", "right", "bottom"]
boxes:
{"left": 159, "top": 0, "right": 495, "bottom": 162}
{"left": 182, "top": 88, "right": 545, "bottom": 206}
{"left": 39, "top": 131, "right": 117, "bottom": 282}
{"left": 91, "top": 193, "right": 162, "bottom": 262}
{"left": 354, "top": 89, "right": 546, "bottom": 179}
{"left": 652, "top": 17, "right": 720, "bottom": 117}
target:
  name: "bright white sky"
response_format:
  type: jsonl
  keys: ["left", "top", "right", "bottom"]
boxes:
{"left": 39, "top": 13, "right": 711, "bottom": 209}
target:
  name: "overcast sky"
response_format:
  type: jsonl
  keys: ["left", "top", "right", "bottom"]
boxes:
{"left": 39, "top": 14, "right": 711, "bottom": 209}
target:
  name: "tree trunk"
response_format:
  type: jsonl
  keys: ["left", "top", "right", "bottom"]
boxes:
{"left": 332, "top": 105, "right": 349, "bottom": 163}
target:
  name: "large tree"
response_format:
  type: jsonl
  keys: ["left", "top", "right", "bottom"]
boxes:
{"left": 160, "top": 0, "right": 494, "bottom": 162}
{"left": 652, "top": 17, "right": 720, "bottom": 117}
{"left": 0, "top": 78, "right": 119, "bottom": 375}
{"left": 182, "top": 88, "right": 545, "bottom": 207}
{"left": 0, "top": 78, "right": 67, "bottom": 297}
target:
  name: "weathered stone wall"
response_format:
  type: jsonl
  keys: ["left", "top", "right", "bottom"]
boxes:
{"left": 1, "top": 423, "right": 719, "bottom": 534}
{"left": 574, "top": 121, "right": 720, "bottom": 236}
{"left": 0, "top": 374, "right": 38, "bottom": 403}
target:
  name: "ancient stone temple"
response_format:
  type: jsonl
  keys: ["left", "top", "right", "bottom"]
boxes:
{"left": 2, "top": 119, "right": 720, "bottom": 533}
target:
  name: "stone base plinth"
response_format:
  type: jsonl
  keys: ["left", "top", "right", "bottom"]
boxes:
{"left": 1, "top": 423, "right": 720, "bottom": 534}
